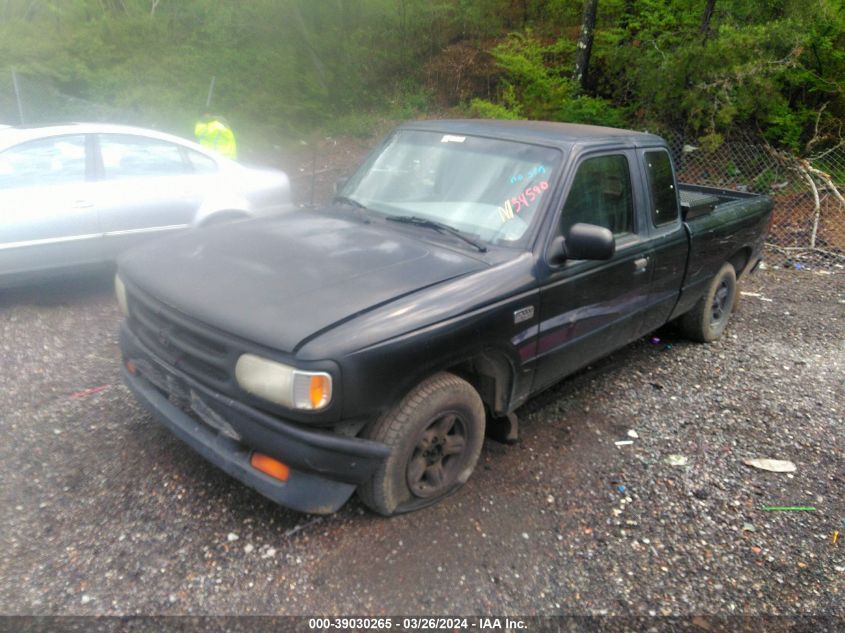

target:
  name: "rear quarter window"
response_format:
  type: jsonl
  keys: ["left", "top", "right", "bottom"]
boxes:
{"left": 187, "top": 150, "right": 218, "bottom": 173}
{"left": 645, "top": 150, "right": 679, "bottom": 226}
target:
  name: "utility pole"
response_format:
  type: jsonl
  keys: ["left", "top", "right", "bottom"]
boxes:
{"left": 11, "top": 68, "right": 24, "bottom": 124}
{"left": 205, "top": 76, "right": 216, "bottom": 110}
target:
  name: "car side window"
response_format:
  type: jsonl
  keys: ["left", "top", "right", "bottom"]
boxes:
{"left": 560, "top": 154, "right": 634, "bottom": 237}
{"left": 644, "top": 150, "right": 679, "bottom": 226}
{"left": 187, "top": 150, "right": 218, "bottom": 174}
{"left": 0, "top": 135, "right": 87, "bottom": 189}
{"left": 99, "top": 135, "right": 187, "bottom": 179}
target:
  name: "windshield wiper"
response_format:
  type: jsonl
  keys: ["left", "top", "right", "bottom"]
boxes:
{"left": 386, "top": 215, "right": 487, "bottom": 253}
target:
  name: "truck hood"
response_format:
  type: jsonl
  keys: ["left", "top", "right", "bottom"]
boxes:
{"left": 119, "top": 211, "right": 488, "bottom": 353}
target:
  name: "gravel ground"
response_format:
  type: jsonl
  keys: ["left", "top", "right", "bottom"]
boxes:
{"left": 0, "top": 264, "right": 843, "bottom": 619}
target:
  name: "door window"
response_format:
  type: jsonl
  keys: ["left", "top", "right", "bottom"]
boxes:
{"left": 99, "top": 135, "right": 187, "bottom": 179}
{"left": 560, "top": 154, "right": 634, "bottom": 236}
{"left": 0, "top": 135, "right": 87, "bottom": 189}
{"left": 644, "top": 150, "right": 679, "bottom": 226}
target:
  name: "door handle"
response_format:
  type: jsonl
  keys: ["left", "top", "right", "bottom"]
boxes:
{"left": 634, "top": 257, "right": 649, "bottom": 273}
{"left": 71, "top": 200, "right": 94, "bottom": 209}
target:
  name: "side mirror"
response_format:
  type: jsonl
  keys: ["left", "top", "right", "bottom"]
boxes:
{"left": 565, "top": 223, "right": 616, "bottom": 260}
{"left": 334, "top": 177, "right": 349, "bottom": 194}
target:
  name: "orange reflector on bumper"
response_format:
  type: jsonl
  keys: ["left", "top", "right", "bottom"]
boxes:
{"left": 250, "top": 452, "right": 290, "bottom": 482}
{"left": 126, "top": 359, "right": 137, "bottom": 374}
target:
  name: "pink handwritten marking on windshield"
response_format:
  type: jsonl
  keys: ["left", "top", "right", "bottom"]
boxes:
{"left": 510, "top": 181, "right": 549, "bottom": 214}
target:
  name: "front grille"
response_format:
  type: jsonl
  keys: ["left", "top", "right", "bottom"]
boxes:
{"left": 127, "top": 287, "right": 234, "bottom": 391}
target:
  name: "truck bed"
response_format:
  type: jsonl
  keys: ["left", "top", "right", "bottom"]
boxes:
{"left": 668, "top": 183, "right": 773, "bottom": 322}
{"left": 678, "top": 183, "right": 762, "bottom": 221}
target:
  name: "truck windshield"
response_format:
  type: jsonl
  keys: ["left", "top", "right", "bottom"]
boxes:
{"left": 339, "top": 130, "right": 563, "bottom": 248}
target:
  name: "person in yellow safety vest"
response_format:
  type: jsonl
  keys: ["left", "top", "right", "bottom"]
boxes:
{"left": 194, "top": 114, "right": 237, "bottom": 160}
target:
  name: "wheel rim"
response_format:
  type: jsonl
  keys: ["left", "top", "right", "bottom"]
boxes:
{"left": 711, "top": 278, "right": 731, "bottom": 324}
{"left": 406, "top": 411, "right": 469, "bottom": 499}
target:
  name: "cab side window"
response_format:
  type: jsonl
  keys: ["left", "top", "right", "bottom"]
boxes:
{"left": 560, "top": 154, "right": 633, "bottom": 237}
{"left": 644, "top": 150, "right": 679, "bottom": 226}
{"left": 0, "top": 135, "right": 87, "bottom": 189}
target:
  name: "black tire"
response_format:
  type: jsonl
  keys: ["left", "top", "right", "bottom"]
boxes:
{"left": 678, "top": 262, "right": 737, "bottom": 342}
{"left": 358, "top": 372, "right": 486, "bottom": 516}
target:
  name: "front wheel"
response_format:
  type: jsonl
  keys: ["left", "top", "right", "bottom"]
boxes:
{"left": 358, "top": 372, "right": 486, "bottom": 516}
{"left": 200, "top": 212, "right": 248, "bottom": 227}
{"left": 678, "top": 262, "right": 737, "bottom": 342}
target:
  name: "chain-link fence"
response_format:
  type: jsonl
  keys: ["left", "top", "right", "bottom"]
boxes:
{"left": 0, "top": 69, "right": 316, "bottom": 172}
{"left": 0, "top": 69, "right": 200, "bottom": 136}
{"left": 0, "top": 70, "right": 139, "bottom": 127}
{"left": 662, "top": 128, "right": 845, "bottom": 271}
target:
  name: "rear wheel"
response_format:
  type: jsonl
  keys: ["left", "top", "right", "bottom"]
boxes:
{"left": 358, "top": 372, "right": 485, "bottom": 516}
{"left": 679, "top": 262, "right": 737, "bottom": 342}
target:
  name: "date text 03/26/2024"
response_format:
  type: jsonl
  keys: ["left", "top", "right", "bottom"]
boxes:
{"left": 307, "top": 617, "right": 527, "bottom": 630}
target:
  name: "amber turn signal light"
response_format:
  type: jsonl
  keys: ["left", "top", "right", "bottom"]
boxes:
{"left": 309, "top": 374, "right": 331, "bottom": 409}
{"left": 250, "top": 452, "right": 290, "bottom": 482}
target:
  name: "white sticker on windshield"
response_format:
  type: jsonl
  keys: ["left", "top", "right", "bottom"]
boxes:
{"left": 441, "top": 134, "right": 466, "bottom": 143}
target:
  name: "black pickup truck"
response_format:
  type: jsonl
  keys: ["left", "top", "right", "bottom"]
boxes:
{"left": 116, "top": 120, "right": 772, "bottom": 515}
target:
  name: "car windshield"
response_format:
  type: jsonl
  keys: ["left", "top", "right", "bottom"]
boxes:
{"left": 339, "top": 129, "right": 563, "bottom": 248}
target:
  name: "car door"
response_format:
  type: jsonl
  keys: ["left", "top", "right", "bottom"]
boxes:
{"left": 635, "top": 147, "right": 687, "bottom": 337}
{"left": 93, "top": 134, "right": 207, "bottom": 257}
{"left": 533, "top": 150, "right": 653, "bottom": 391}
{"left": 0, "top": 134, "right": 101, "bottom": 277}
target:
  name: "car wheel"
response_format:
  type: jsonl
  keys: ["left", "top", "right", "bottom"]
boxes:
{"left": 358, "top": 372, "right": 485, "bottom": 516}
{"left": 200, "top": 212, "right": 248, "bottom": 227}
{"left": 679, "top": 262, "right": 737, "bottom": 342}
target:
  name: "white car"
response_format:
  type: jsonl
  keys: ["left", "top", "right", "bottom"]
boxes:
{"left": 0, "top": 123, "right": 293, "bottom": 287}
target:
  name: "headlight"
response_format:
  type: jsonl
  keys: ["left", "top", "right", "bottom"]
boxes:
{"left": 115, "top": 274, "right": 129, "bottom": 317}
{"left": 235, "top": 354, "right": 332, "bottom": 410}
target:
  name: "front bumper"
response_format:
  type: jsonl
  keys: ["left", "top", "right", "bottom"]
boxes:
{"left": 120, "top": 324, "right": 389, "bottom": 514}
